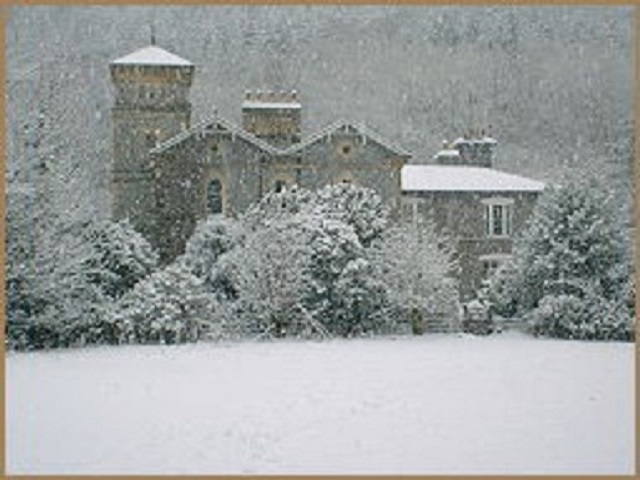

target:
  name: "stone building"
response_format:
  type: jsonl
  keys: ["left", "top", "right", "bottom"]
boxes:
{"left": 401, "top": 138, "right": 545, "bottom": 301}
{"left": 110, "top": 45, "right": 409, "bottom": 262}
{"left": 110, "top": 45, "right": 544, "bottom": 300}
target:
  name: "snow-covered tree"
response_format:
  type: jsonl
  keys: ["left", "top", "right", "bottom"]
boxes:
{"left": 82, "top": 219, "right": 158, "bottom": 299}
{"left": 177, "top": 214, "right": 244, "bottom": 288}
{"left": 301, "top": 216, "right": 396, "bottom": 337}
{"left": 370, "top": 221, "right": 459, "bottom": 333}
{"left": 243, "top": 184, "right": 390, "bottom": 246}
{"left": 314, "top": 184, "right": 390, "bottom": 247}
{"left": 110, "top": 264, "right": 223, "bottom": 345}
{"left": 332, "top": 257, "right": 391, "bottom": 336}
{"left": 200, "top": 186, "right": 400, "bottom": 338}
{"left": 219, "top": 215, "right": 329, "bottom": 339}
{"left": 489, "top": 176, "right": 634, "bottom": 341}
{"left": 6, "top": 218, "right": 159, "bottom": 349}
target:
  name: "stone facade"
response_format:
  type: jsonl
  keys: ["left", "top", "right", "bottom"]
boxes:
{"left": 401, "top": 138, "right": 544, "bottom": 302}
{"left": 110, "top": 46, "right": 409, "bottom": 262}
{"left": 402, "top": 190, "right": 540, "bottom": 301}
{"left": 110, "top": 45, "right": 544, "bottom": 301}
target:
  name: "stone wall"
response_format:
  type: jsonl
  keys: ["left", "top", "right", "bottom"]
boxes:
{"left": 402, "top": 190, "right": 540, "bottom": 301}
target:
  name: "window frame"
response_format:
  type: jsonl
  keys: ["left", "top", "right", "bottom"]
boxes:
{"left": 481, "top": 197, "right": 514, "bottom": 238}
{"left": 479, "top": 253, "right": 514, "bottom": 278}
{"left": 206, "top": 178, "right": 223, "bottom": 215}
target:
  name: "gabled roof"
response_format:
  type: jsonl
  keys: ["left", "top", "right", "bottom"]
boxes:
{"left": 150, "top": 114, "right": 279, "bottom": 155}
{"left": 111, "top": 46, "right": 193, "bottom": 67}
{"left": 280, "top": 120, "right": 412, "bottom": 157}
{"left": 402, "top": 165, "right": 545, "bottom": 193}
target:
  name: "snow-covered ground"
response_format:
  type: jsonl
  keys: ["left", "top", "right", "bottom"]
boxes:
{"left": 7, "top": 332, "right": 635, "bottom": 475}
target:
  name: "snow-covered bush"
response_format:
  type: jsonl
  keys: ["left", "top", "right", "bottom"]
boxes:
{"left": 82, "top": 219, "right": 158, "bottom": 299}
{"left": 10, "top": 268, "right": 111, "bottom": 349}
{"left": 527, "top": 293, "right": 634, "bottom": 341}
{"left": 110, "top": 264, "right": 223, "bottom": 345}
{"left": 331, "top": 257, "right": 391, "bottom": 336}
{"left": 489, "top": 176, "right": 634, "bottom": 341}
{"left": 6, "top": 218, "right": 159, "bottom": 349}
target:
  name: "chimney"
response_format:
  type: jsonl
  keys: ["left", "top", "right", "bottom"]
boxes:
{"left": 241, "top": 88, "right": 302, "bottom": 148}
{"left": 449, "top": 127, "right": 497, "bottom": 168}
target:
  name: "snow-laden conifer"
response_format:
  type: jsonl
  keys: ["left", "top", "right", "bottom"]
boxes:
{"left": 489, "top": 175, "right": 634, "bottom": 341}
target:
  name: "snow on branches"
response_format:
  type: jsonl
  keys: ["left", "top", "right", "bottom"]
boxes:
{"left": 488, "top": 176, "right": 634, "bottom": 341}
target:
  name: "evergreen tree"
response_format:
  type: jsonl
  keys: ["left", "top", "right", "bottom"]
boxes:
{"left": 82, "top": 219, "right": 158, "bottom": 299}
{"left": 6, "top": 218, "right": 159, "bottom": 349}
{"left": 489, "top": 176, "right": 634, "bottom": 341}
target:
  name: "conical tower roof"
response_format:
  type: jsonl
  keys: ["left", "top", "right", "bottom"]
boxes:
{"left": 111, "top": 45, "right": 192, "bottom": 67}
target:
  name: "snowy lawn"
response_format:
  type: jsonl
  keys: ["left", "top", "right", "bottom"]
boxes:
{"left": 7, "top": 332, "right": 635, "bottom": 475}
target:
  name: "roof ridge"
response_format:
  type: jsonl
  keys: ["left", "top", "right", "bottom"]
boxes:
{"left": 281, "top": 119, "right": 411, "bottom": 157}
{"left": 150, "top": 113, "right": 279, "bottom": 155}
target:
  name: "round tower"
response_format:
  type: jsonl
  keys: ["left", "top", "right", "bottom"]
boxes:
{"left": 109, "top": 45, "right": 194, "bottom": 242}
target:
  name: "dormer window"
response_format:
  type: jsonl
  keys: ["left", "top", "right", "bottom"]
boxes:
{"left": 482, "top": 197, "right": 514, "bottom": 237}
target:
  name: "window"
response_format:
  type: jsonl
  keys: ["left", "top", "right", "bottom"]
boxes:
{"left": 480, "top": 254, "right": 513, "bottom": 279}
{"left": 482, "top": 198, "right": 514, "bottom": 237}
{"left": 144, "top": 130, "right": 158, "bottom": 149}
{"left": 207, "top": 179, "right": 223, "bottom": 214}
{"left": 274, "top": 179, "right": 286, "bottom": 193}
{"left": 402, "top": 199, "right": 419, "bottom": 227}
{"left": 337, "top": 141, "right": 355, "bottom": 158}
{"left": 482, "top": 259, "right": 499, "bottom": 278}
{"left": 208, "top": 143, "right": 221, "bottom": 164}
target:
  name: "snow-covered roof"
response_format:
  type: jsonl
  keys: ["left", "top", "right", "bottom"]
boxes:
{"left": 111, "top": 46, "right": 193, "bottom": 67}
{"left": 433, "top": 149, "right": 460, "bottom": 158}
{"left": 402, "top": 165, "right": 545, "bottom": 193}
{"left": 150, "top": 114, "right": 279, "bottom": 155}
{"left": 282, "top": 119, "right": 411, "bottom": 157}
{"left": 451, "top": 136, "right": 498, "bottom": 146}
{"left": 242, "top": 101, "right": 301, "bottom": 110}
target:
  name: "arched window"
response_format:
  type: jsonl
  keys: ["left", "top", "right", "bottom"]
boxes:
{"left": 207, "top": 179, "right": 223, "bottom": 214}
